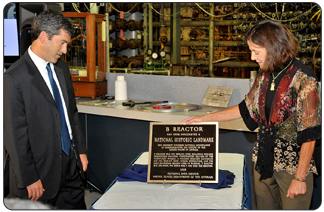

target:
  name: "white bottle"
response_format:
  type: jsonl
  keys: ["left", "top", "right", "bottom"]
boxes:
{"left": 115, "top": 75, "right": 127, "bottom": 101}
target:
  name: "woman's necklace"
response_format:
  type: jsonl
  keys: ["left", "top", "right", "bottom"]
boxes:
{"left": 270, "top": 60, "right": 293, "bottom": 91}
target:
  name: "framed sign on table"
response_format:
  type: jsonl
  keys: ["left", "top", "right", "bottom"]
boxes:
{"left": 148, "top": 122, "right": 219, "bottom": 184}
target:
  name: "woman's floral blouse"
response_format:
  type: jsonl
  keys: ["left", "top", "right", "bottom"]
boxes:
{"left": 240, "top": 58, "right": 321, "bottom": 180}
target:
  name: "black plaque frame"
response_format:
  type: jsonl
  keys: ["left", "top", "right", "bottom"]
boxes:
{"left": 148, "top": 122, "right": 219, "bottom": 184}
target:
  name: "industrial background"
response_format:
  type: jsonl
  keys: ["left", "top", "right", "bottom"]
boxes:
{"left": 61, "top": 3, "right": 321, "bottom": 79}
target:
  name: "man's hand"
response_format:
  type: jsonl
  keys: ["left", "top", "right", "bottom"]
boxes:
{"left": 79, "top": 154, "right": 88, "bottom": 172}
{"left": 26, "top": 179, "right": 45, "bottom": 201}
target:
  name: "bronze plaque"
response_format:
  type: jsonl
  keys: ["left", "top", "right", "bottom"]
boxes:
{"left": 148, "top": 122, "right": 219, "bottom": 183}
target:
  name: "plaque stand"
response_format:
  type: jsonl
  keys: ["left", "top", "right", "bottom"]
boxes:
{"left": 191, "top": 180, "right": 202, "bottom": 189}
{"left": 162, "top": 179, "right": 173, "bottom": 188}
{"left": 195, "top": 180, "right": 202, "bottom": 188}
{"left": 162, "top": 179, "right": 202, "bottom": 188}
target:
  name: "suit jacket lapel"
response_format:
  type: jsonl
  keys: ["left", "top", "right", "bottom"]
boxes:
{"left": 23, "top": 53, "right": 57, "bottom": 107}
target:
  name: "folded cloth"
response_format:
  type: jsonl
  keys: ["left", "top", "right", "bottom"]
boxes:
{"left": 118, "top": 164, "right": 148, "bottom": 182}
{"left": 117, "top": 164, "right": 235, "bottom": 189}
{"left": 201, "top": 170, "right": 235, "bottom": 189}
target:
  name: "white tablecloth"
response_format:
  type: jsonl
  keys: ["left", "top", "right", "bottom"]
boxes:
{"left": 92, "top": 152, "right": 245, "bottom": 209}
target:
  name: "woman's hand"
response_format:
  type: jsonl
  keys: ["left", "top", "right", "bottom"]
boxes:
{"left": 182, "top": 115, "right": 206, "bottom": 124}
{"left": 182, "top": 105, "right": 241, "bottom": 124}
{"left": 286, "top": 140, "right": 316, "bottom": 199}
{"left": 286, "top": 179, "right": 307, "bottom": 199}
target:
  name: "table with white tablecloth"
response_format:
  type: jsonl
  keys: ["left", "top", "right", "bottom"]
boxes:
{"left": 90, "top": 152, "right": 251, "bottom": 210}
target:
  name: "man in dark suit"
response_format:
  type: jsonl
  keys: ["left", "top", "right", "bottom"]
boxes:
{"left": 4, "top": 10, "right": 88, "bottom": 209}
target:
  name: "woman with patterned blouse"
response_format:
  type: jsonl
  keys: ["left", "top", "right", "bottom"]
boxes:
{"left": 183, "top": 19, "right": 321, "bottom": 209}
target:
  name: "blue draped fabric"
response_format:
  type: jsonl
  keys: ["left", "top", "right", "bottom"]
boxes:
{"left": 117, "top": 164, "right": 235, "bottom": 189}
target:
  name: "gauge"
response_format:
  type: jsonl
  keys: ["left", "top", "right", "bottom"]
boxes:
{"left": 152, "top": 52, "right": 158, "bottom": 59}
{"left": 148, "top": 60, "right": 153, "bottom": 65}
{"left": 147, "top": 49, "right": 152, "bottom": 55}
{"left": 160, "top": 51, "right": 166, "bottom": 58}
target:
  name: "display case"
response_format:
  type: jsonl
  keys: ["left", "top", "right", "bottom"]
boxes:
{"left": 62, "top": 12, "right": 107, "bottom": 99}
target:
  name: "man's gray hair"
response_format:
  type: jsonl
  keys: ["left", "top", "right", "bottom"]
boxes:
{"left": 31, "top": 9, "right": 74, "bottom": 41}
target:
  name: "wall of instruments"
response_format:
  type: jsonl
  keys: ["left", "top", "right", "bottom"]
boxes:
{"left": 62, "top": 3, "right": 321, "bottom": 79}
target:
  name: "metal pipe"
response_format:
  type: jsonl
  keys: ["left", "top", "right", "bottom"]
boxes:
{"left": 213, "top": 61, "right": 259, "bottom": 68}
{"left": 171, "top": 3, "right": 181, "bottom": 64}
{"left": 143, "top": 4, "right": 148, "bottom": 64}
{"left": 152, "top": 3, "right": 210, "bottom": 8}
{"left": 110, "top": 67, "right": 133, "bottom": 70}
{"left": 152, "top": 20, "right": 242, "bottom": 27}
{"left": 160, "top": 3, "right": 164, "bottom": 37}
{"left": 209, "top": 3, "right": 215, "bottom": 77}
{"left": 149, "top": 4, "right": 153, "bottom": 51}
{"left": 152, "top": 40, "right": 246, "bottom": 47}
{"left": 180, "top": 60, "right": 259, "bottom": 68}
{"left": 109, "top": 67, "right": 130, "bottom": 73}
{"left": 130, "top": 69, "right": 171, "bottom": 76}
{"left": 128, "top": 62, "right": 135, "bottom": 69}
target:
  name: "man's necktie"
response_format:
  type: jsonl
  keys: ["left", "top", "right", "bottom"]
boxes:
{"left": 46, "top": 63, "right": 71, "bottom": 155}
